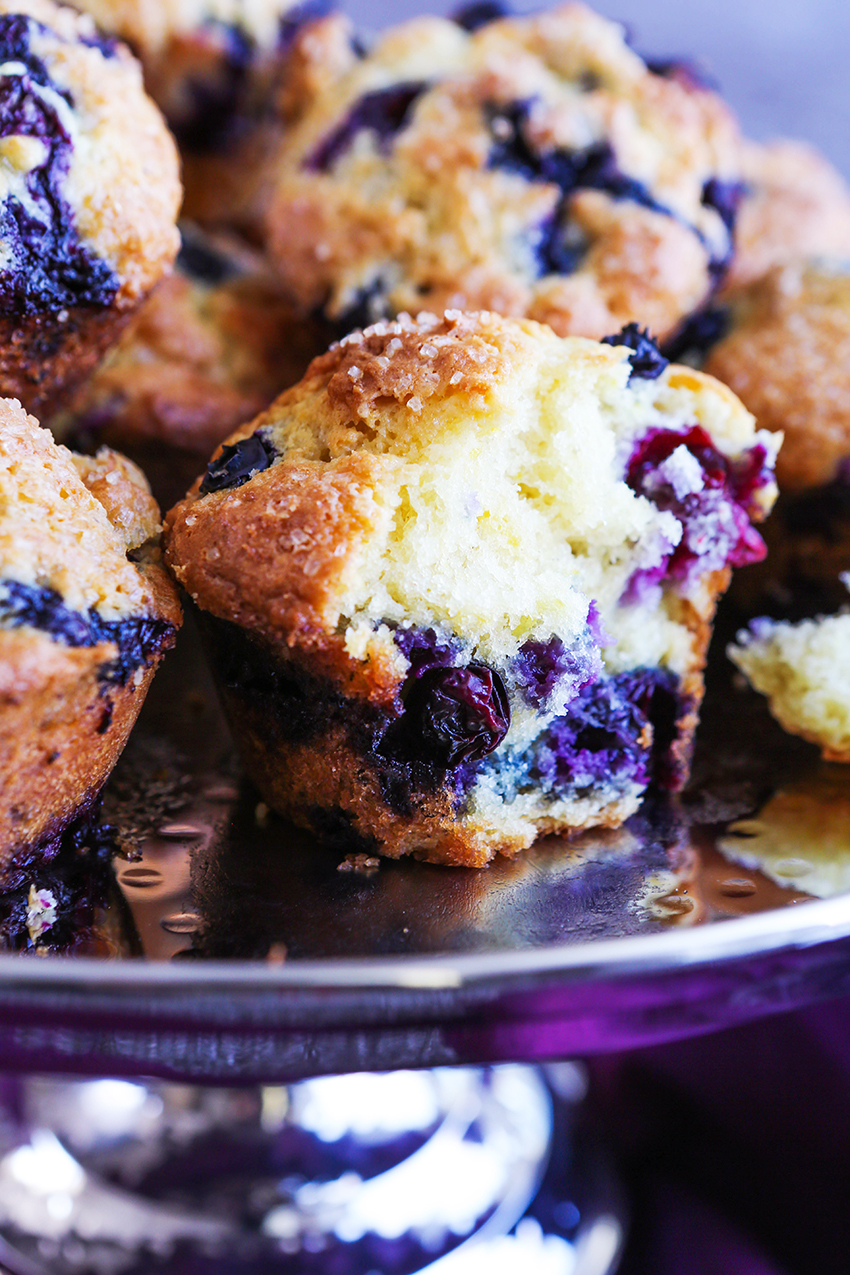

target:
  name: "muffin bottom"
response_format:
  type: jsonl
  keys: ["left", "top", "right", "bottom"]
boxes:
{"left": 201, "top": 611, "right": 708, "bottom": 867}
{"left": 0, "top": 627, "right": 172, "bottom": 884}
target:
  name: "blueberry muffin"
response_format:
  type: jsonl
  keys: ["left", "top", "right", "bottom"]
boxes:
{"left": 0, "top": 402, "right": 181, "bottom": 880}
{"left": 54, "top": 224, "right": 325, "bottom": 508}
{"left": 723, "top": 139, "right": 850, "bottom": 296}
{"left": 70, "top": 0, "right": 339, "bottom": 234}
{"left": 0, "top": 0, "right": 181, "bottom": 417}
{"left": 164, "top": 311, "right": 777, "bottom": 866}
{"left": 705, "top": 260, "right": 850, "bottom": 613}
{"left": 266, "top": 2, "right": 742, "bottom": 345}
{"left": 729, "top": 599, "right": 850, "bottom": 762}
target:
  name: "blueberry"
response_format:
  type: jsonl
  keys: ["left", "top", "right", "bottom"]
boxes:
{"left": 645, "top": 57, "right": 718, "bottom": 93}
{"left": 306, "top": 82, "right": 429, "bottom": 172}
{"left": 177, "top": 230, "right": 241, "bottom": 285}
{"left": 200, "top": 430, "right": 277, "bottom": 495}
{"left": 486, "top": 103, "right": 678, "bottom": 277}
{"left": 171, "top": 21, "right": 254, "bottom": 151}
{"left": 602, "top": 323, "right": 668, "bottom": 381}
{"left": 0, "top": 581, "right": 176, "bottom": 685}
{"left": 0, "top": 14, "right": 119, "bottom": 315}
{"left": 533, "top": 211, "right": 588, "bottom": 276}
{"left": 404, "top": 663, "right": 510, "bottom": 767}
{"left": 701, "top": 177, "right": 744, "bottom": 233}
{"left": 330, "top": 276, "right": 391, "bottom": 337}
{"left": 451, "top": 1, "right": 511, "bottom": 33}
{"left": 660, "top": 305, "right": 730, "bottom": 363}
{"left": 514, "top": 631, "right": 600, "bottom": 708}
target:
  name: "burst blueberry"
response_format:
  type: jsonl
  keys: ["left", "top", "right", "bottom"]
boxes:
{"left": 403, "top": 663, "right": 510, "bottom": 767}
{"left": 200, "top": 430, "right": 277, "bottom": 495}
{"left": 0, "top": 14, "right": 119, "bottom": 316}
{"left": 602, "top": 324, "right": 668, "bottom": 381}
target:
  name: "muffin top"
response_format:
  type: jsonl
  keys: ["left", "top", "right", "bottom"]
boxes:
{"left": 267, "top": 3, "right": 742, "bottom": 341}
{"left": 723, "top": 139, "right": 850, "bottom": 296}
{"left": 165, "top": 310, "right": 777, "bottom": 694}
{"left": 0, "top": 0, "right": 180, "bottom": 315}
{"left": 72, "top": 0, "right": 322, "bottom": 148}
{"left": 705, "top": 260, "right": 850, "bottom": 492}
{"left": 0, "top": 398, "right": 178, "bottom": 623}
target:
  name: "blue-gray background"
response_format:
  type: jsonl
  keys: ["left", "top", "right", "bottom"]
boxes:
{"left": 348, "top": 0, "right": 850, "bottom": 177}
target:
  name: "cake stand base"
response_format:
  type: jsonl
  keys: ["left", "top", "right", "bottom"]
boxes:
{"left": 0, "top": 1064, "right": 623, "bottom": 1274}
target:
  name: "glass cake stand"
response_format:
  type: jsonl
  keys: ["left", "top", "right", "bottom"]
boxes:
{"left": 0, "top": 617, "right": 848, "bottom": 1273}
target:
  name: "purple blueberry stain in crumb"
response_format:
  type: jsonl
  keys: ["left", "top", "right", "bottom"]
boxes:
{"left": 305, "top": 81, "right": 429, "bottom": 172}
{"left": 0, "top": 581, "right": 176, "bottom": 685}
{"left": 392, "top": 625, "right": 461, "bottom": 678}
{"left": 660, "top": 304, "right": 730, "bottom": 363}
{"left": 200, "top": 428, "right": 277, "bottom": 495}
{"left": 586, "top": 600, "right": 612, "bottom": 647}
{"left": 0, "top": 14, "right": 119, "bottom": 316}
{"left": 451, "top": 1, "right": 512, "bottom": 33}
{"left": 602, "top": 323, "right": 668, "bottom": 381}
{"left": 525, "top": 666, "right": 683, "bottom": 798}
{"left": 624, "top": 425, "right": 771, "bottom": 596}
{"left": 514, "top": 622, "right": 602, "bottom": 710}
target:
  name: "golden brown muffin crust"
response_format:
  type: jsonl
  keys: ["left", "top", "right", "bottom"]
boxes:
{"left": 705, "top": 261, "right": 850, "bottom": 492}
{"left": 725, "top": 140, "right": 850, "bottom": 296}
{"left": 167, "top": 453, "right": 398, "bottom": 652}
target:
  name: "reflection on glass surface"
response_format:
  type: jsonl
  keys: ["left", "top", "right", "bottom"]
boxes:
{"left": 0, "top": 1065, "right": 622, "bottom": 1275}
{"left": 719, "top": 769, "right": 850, "bottom": 897}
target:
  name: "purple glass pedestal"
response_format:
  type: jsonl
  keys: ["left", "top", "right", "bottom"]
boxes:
{"left": 0, "top": 1065, "right": 623, "bottom": 1275}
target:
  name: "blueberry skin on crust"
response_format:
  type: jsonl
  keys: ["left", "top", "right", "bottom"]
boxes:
{"left": 0, "top": 580, "right": 177, "bottom": 685}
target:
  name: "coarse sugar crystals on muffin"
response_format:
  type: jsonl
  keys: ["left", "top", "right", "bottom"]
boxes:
{"left": 164, "top": 310, "right": 778, "bottom": 866}
{"left": 267, "top": 2, "right": 743, "bottom": 344}
{"left": 729, "top": 588, "right": 850, "bottom": 762}
{"left": 0, "top": 0, "right": 181, "bottom": 416}
{"left": 0, "top": 401, "right": 181, "bottom": 882}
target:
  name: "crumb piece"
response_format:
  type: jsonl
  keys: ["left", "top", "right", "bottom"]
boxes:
{"left": 337, "top": 852, "right": 380, "bottom": 876}
{"left": 26, "top": 886, "right": 58, "bottom": 943}
{"left": 729, "top": 604, "right": 850, "bottom": 760}
{"left": 255, "top": 802, "right": 270, "bottom": 827}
